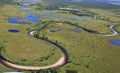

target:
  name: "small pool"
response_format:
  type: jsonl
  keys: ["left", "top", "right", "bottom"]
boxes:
{"left": 8, "top": 29, "right": 20, "bottom": 33}
{"left": 50, "top": 30, "right": 57, "bottom": 32}
{"left": 19, "top": 7, "right": 31, "bottom": 10}
{"left": 50, "top": 28, "right": 62, "bottom": 32}
{"left": 109, "top": 40, "right": 120, "bottom": 46}
{"left": 72, "top": 29, "right": 81, "bottom": 33}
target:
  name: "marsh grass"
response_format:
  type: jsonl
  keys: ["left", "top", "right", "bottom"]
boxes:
{"left": 0, "top": 3, "right": 61, "bottom": 68}
{"left": 0, "top": 1, "right": 120, "bottom": 73}
{"left": 38, "top": 21, "right": 120, "bottom": 73}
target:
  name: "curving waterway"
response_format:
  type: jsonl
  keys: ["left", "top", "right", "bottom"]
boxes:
{"left": 0, "top": 0, "right": 119, "bottom": 70}
{"left": 97, "top": 25, "right": 119, "bottom": 36}
{"left": 0, "top": 31, "right": 68, "bottom": 71}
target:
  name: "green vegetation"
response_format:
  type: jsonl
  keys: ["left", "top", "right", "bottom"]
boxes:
{"left": 0, "top": 1, "right": 120, "bottom": 73}
{"left": 116, "top": 26, "right": 120, "bottom": 33}
{"left": 37, "top": 21, "right": 120, "bottom": 73}
{"left": 0, "top": 2, "right": 61, "bottom": 70}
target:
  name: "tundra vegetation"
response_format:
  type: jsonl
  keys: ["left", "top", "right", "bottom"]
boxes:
{"left": 0, "top": 0, "right": 120, "bottom": 73}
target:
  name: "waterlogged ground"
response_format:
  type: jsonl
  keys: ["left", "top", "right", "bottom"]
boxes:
{"left": 0, "top": 0, "right": 120, "bottom": 73}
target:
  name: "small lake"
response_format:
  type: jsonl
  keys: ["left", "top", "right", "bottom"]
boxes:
{"left": 8, "top": 14, "right": 40, "bottom": 24}
{"left": 8, "top": 29, "right": 20, "bottom": 33}
{"left": 19, "top": 7, "right": 31, "bottom": 10}
{"left": 50, "top": 30, "right": 57, "bottom": 32}
{"left": 109, "top": 40, "right": 120, "bottom": 46}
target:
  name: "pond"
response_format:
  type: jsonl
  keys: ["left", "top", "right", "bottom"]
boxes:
{"left": 8, "top": 29, "right": 20, "bottom": 33}
{"left": 8, "top": 14, "right": 40, "bottom": 24}
{"left": 72, "top": 29, "right": 81, "bottom": 33}
{"left": 19, "top": 7, "right": 32, "bottom": 10}
{"left": 109, "top": 40, "right": 120, "bottom": 46}
{"left": 49, "top": 30, "right": 57, "bottom": 32}
{"left": 49, "top": 29, "right": 62, "bottom": 32}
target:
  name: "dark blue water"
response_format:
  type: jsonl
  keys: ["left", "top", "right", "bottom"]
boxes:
{"left": 109, "top": 40, "right": 120, "bottom": 46}
{"left": 8, "top": 14, "right": 40, "bottom": 24}
{"left": 19, "top": 7, "right": 31, "bottom": 10}
{"left": 8, "top": 29, "right": 20, "bottom": 33}
{"left": 50, "top": 30, "right": 57, "bottom": 32}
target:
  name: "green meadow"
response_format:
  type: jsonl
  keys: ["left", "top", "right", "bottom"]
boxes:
{"left": 0, "top": 3, "right": 61, "bottom": 72}
{"left": 37, "top": 21, "right": 120, "bottom": 73}
{"left": 0, "top": 1, "right": 120, "bottom": 73}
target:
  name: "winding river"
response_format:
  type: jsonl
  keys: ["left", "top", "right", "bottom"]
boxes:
{"left": 97, "top": 25, "right": 119, "bottom": 36}
{"left": 0, "top": 0, "right": 119, "bottom": 71}
{"left": 62, "top": 21, "right": 119, "bottom": 36}
{"left": 72, "top": 24, "right": 119, "bottom": 36}
{"left": 0, "top": 31, "right": 68, "bottom": 71}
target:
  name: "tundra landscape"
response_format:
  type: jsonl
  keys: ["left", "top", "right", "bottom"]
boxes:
{"left": 0, "top": 0, "right": 120, "bottom": 73}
